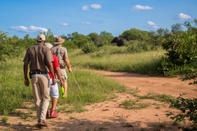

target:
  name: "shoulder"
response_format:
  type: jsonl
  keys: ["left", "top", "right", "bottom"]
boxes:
{"left": 60, "top": 46, "right": 67, "bottom": 51}
{"left": 51, "top": 45, "right": 58, "bottom": 51}
{"left": 26, "top": 45, "right": 36, "bottom": 52}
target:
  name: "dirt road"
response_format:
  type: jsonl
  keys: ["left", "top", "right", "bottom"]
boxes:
{"left": 1, "top": 70, "right": 196, "bottom": 131}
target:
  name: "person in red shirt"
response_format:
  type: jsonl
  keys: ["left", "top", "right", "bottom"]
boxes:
{"left": 45, "top": 43, "right": 63, "bottom": 118}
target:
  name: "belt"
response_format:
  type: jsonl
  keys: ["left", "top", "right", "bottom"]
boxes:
{"left": 60, "top": 65, "right": 65, "bottom": 69}
{"left": 30, "top": 72, "right": 48, "bottom": 75}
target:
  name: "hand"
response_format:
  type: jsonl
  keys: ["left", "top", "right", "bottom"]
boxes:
{"left": 60, "top": 80, "right": 64, "bottom": 87}
{"left": 68, "top": 67, "right": 72, "bottom": 73}
{"left": 24, "top": 79, "right": 29, "bottom": 86}
{"left": 52, "top": 78, "right": 56, "bottom": 85}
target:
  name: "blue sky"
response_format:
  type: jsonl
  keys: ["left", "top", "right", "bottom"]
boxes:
{"left": 0, "top": 0, "right": 197, "bottom": 38}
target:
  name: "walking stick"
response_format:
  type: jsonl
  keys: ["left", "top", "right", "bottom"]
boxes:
{"left": 71, "top": 73, "right": 83, "bottom": 94}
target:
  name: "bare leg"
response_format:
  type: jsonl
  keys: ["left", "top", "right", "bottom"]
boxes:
{"left": 63, "top": 81, "right": 67, "bottom": 97}
{"left": 50, "top": 97, "right": 59, "bottom": 117}
{"left": 51, "top": 97, "right": 58, "bottom": 110}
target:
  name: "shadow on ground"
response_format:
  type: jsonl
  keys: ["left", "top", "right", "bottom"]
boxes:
{"left": 0, "top": 116, "right": 181, "bottom": 131}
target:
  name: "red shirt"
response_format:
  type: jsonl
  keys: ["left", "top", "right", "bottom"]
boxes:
{"left": 48, "top": 55, "right": 59, "bottom": 78}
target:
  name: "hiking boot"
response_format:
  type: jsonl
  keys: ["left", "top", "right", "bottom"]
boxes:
{"left": 50, "top": 110, "right": 58, "bottom": 118}
{"left": 38, "top": 119, "right": 48, "bottom": 127}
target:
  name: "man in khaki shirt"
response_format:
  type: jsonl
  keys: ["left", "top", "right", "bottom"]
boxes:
{"left": 23, "top": 34, "right": 55, "bottom": 127}
{"left": 52, "top": 36, "right": 72, "bottom": 97}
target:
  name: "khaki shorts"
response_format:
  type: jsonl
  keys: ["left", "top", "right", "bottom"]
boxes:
{"left": 60, "top": 68, "right": 68, "bottom": 81}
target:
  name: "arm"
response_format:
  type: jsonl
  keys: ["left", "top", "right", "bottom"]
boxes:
{"left": 23, "top": 63, "right": 30, "bottom": 86}
{"left": 47, "top": 63, "right": 56, "bottom": 85}
{"left": 64, "top": 57, "right": 72, "bottom": 73}
{"left": 55, "top": 67, "right": 63, "bottom": 86}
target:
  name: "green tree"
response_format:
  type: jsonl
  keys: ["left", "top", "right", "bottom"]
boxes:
{"left": 71, "top": 32, "right": 90, "bottom": 48}
{"left": 121, "top": 28, "right": 150, "bottom": 41}
{"left": 88, "top": 32, "right": 99, "bottom": 43}
{"left": 43, "top": 29, "right": 55, "bottom": 44}
{"left": 160, "top": 19, "right": 197, "bottom": 76}
{"left": 171, "top": 23, "right": 183, "bottom": 34}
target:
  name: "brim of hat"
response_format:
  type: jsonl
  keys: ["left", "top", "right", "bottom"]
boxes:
{"left": 54, "top": 39, "right": 65, "bottom": 44}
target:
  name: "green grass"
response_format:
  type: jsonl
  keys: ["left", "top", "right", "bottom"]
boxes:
{"left": 0, "top": 57, "right": 33, "bottom": 115}
{"left": 1, "top": 116, "right": 8, "bottom": 124}
{"left": 0, "top": 56, "right": 126, "bottom": 115}
{"left": 139, "top": 93, "right": 176, "bottom": 103}
{"left": 58, "top": 68, "right": 126, "bottom": 112}
{"left": 0, "top": 48, "right": 166, "bottom": 115}
{"left": 70, "top": 48, "right": 165, "bottom": 75}
{"left": 120, "top": 99, "right": 150, "bottom": 109}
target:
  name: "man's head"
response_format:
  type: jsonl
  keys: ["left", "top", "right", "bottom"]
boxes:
{"left": 37, "top": 34, "right": 46, "bottom": 43}
{"left": 54, "top": 36, "right": 65, "bottom": 45}
{"left": 44, "top": 43, "right": 53, "bottom": 50}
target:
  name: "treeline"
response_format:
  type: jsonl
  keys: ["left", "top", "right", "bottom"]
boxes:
{"left": 0, "top": 19, "right": 197, "bottom": 76}
{"left": 0, "top": 20, "right": 190, "bottom": 57}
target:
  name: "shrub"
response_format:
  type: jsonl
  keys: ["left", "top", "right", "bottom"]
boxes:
{"left": 82, "top": 42, "right": 97, "bottom": 53}
{"left": 126, "top": 40, "right": 152, "bottom": 53}
{"left": 167, "top": 95, "right": 197, "bottom": 130}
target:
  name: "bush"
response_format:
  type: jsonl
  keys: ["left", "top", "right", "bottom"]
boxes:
{"left": 126, "top": 40, "right": 152, "bottom": 53}
{"left": 82, "top": 42, "right": 97, "bottom": 53}
{"left": 167, "top": 95, "right": 197, "bottom": 130}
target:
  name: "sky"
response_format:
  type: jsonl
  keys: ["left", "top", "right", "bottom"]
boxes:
{"left": 0, "top": 0, "right": 197, "bottom": 38}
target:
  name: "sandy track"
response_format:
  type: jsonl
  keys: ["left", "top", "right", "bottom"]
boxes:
{"left": 1, "top": 70, "right": 196, "bottom": 131}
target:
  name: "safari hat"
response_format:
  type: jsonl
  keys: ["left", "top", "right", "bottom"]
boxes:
{"left": 37, "top": 34, "right": 46, "bottom": 41}
{"left": 45, "top": 43, "right": 53, "bottom": 49}
{"left": 54, "top": 36, "right": 65, "bottom": 44}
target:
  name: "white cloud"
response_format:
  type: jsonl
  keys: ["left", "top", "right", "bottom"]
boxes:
{"left": 133, "top": 5, "right": 153, "bottom": 10}
{"left": 82, "top": 4, "right": 101, "bottom": 11}
{"left": 147, "top": 21, "right": 159, "bottom": 29}
{"left": 90, "top": 4, "right": 101, "bottom": 9}
{"left": 81, "top": 22, "right": 91, "bottom": 25}
{"left": 82, "top": 5, "right": 89, "bottom": 11}
{"left": 59, "top": 23, "right": 68, "bottom": 26}
{"left": 178, "top": 13, "right": 191, "bottom": 20}
{"left": 10, "top": 25, "right": 48, "bottom": 32}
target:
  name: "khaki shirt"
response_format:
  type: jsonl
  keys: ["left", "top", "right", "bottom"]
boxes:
{"left": 51, "top": 45, "right": 68, "bottom": 67}
{"left": 23, "top": 43, "right": 53, "bottom": 72}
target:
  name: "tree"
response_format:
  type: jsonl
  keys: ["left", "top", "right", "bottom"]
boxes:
{"left": 71, "top": 32, "right": 90, "bottom": 48}
{"left": 96, "top": 31, "right": 113, "bottom": 46}
{"left": 171, "top": 23, "right": 183, "bottom": 34}
{"left": 88, "top": 32, "right": 99, "bottom": 43}
{"left": 43, "top": 29, "right": 55, "bottom": 44}
{"left": 120, "top": 28, "right": 150, "bottom": 41}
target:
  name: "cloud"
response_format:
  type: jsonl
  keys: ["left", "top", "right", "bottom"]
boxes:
{"left": 81, "top": 22, "right": 91, "bottom": 25}
{"left": 90, "top": 4, "right": 101, "bottom": 9}
{"left": 82, "top": 4, "right": 101, "bottom": 11}
{"left": 10, "top": 25, "right": 48, "bottom": 32}
{"left": 178, "top": 13, "right": 191, "bottom": 20}
{"left": 59, "top": 23, "right": 68, "bottom": 26}
{"left": 147, "top": 21, "right": 159, "bottom": 29}
{"left": 82, "top": 5, "right": 89, "bottom": 10}
{"left": 133, "top": 5, "right": 153, "bottom": 10}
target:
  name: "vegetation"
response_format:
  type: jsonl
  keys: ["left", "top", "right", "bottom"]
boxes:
{"left": 0, "top": 18, "right": 197, "bottom": 130}
{"left": 163, "top": 19, "right": 197, "bottom": 130}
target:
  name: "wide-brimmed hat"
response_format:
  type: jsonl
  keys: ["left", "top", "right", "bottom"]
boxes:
{"left": 54, "top": 36, "right": 65, "bottom": 44}
{"left": 37, "top": 34, "right": 46, "bottom": 41}
{"left": 45, "top": 43, "right": 53, "bottom": 49}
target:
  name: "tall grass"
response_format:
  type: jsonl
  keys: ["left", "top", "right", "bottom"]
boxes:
{"left": 70, "top": 48, "right": 165, "bottom": 75}
{"left": 0, "top": 56, "right": 126, "bottom": 115}
{"left": 0, "top": 47, "right": 165, "bottom": 115}
{"left": 0, "top": 57, "right": 33, "bottom": 115}
{"left": 58, "top": 68, "right": 126, "bottom": 112}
